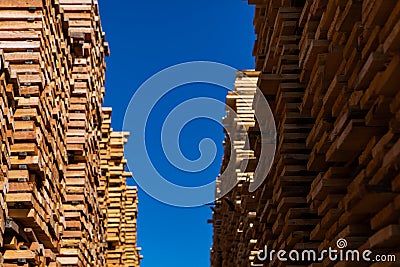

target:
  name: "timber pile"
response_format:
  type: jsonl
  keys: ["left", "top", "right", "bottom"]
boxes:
{"left": 124, "top": 187, "right": 141, "bottom": 267}
{"left": 59, "top": 0, "right": 107, "bottom": 265}
{"left": 0, "top": 0, "right": 141, "bottom": 266}
{"left": 100, "top": 109, "right": 141, "bottom": 267}
{"left": 212, "top": 71, "right": 260, "bottom": 267}
{"left": 211, "top": 0, "right": 400, "bottom": 266}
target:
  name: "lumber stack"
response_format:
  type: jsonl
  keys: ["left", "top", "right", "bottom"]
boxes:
{"left": 104, "top": 130, "right": 129, "bottom": 264}
{"left": 0, "top": 0, "right": 141, "bottom": 266}
{"left": 212, "top": 0, "right": 400, "bottom": 266}
{"left": 212, "top": 71, "right": 260, "bottom": 267}
{"left": 99, "top": 109, "right": 141, "bottom": 267}
{"left": 0, "top": 0, "right": 71, "bottom": 265}
{"left": 124, "top": 187, "right": 141, "bottom": 267}
{"left": 58, "top": 0, "right": 108, "bottom": 265}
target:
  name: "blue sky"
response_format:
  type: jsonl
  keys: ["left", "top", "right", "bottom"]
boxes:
{"left": 99, "top": 1, "right": 255, "bottom": 266}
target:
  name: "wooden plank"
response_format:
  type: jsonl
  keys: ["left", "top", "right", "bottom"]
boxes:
{"left": 0, "top": 0, "right": 43, "bottom": 8}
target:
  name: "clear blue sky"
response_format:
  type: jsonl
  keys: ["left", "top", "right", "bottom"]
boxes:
{"left": 99, "top": 1, "right": 255, "bottom": 266}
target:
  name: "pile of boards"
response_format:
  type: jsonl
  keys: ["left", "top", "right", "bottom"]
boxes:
{"left": 0, "top": 0, "right": 141, "bottom": 266}
{"left": 99, "top": 109, "right": 141, "bottom": 267}
{"left": 212, "top": 71, "right": 260, "bottom": 267}
{"left": 211, "top": 0, "right": 400, "bottom": 266}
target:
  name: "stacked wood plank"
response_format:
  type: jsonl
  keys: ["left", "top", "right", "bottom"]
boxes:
{"left": 0, "top": 0, "right": 141, "bottom": 266}
{"left": 59, "top": 0, "right": 109, "bottom": 265}
{"left": 124, "top": 187, "right": 141, "bottom": 267}
{"left": 211, "top": 71, "right": 260, "bottom": 267}
{"left": 99, "top": 109, "right": 141, "bottom": 267}
{"left": 212, "top": 0, "right": 400, "bottom": 266}
{"left": 0, "top": 0, "right": 71, "bottom": 265}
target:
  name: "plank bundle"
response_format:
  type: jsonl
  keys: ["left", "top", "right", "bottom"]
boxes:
{"left": 211, "top": 0, "right": 400, "bottom": 266}
{"left": 100, "top": 113, "right": 141, "bottom": 266}
{"left": 0, "top": 0, "right": 141, "bottom": 266}
{"left": 212, "top": 71, "right": 260, "bottom": 267}
{"left": 124, "top": 187, "right": 141, "bottom": 267}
